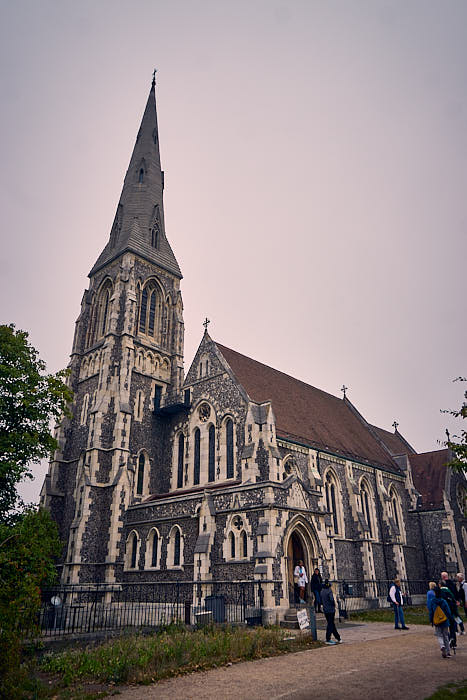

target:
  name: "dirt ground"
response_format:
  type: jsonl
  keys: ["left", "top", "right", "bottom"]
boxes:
{"left": 114, "top": 623, "right": 466, "bottom": 700}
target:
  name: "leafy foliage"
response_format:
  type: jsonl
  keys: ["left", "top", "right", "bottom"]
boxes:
{"left": 40, "top": 625, "right": 322, "bottom": 687}
{"left": 443, "top": 377, "right": 467, "bottom": 474}
{"left": 0, "top": 507, "right": 61, "bottom": 698}
{"left": 0, "top": 324, "right": 72, "bottom": 523}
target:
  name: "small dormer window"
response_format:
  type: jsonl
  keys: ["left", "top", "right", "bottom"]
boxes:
{"left": 151, "top": 225, "right": 159, "bottom": 248}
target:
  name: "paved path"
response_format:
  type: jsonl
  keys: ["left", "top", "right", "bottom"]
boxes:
{"left": 116, "top": 623, "right": 466, "bottom": 700}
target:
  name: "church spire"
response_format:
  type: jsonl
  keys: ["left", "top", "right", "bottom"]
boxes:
{"left": 90, "top": 74, "right": 181, "bottom": 278}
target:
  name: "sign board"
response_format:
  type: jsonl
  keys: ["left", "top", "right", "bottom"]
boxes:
{"left": 296, "top": 608, "right": 309, "bottom": 630}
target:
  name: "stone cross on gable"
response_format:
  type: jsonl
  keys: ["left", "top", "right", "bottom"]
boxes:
{"left": 203, "top": 317, "right": 210, "bottom": 332}
{"left": 341, "top": 385, "right": 348, "bottom": 399}
{"left": 392, "top": 421, "right": 399, "bottom": 432}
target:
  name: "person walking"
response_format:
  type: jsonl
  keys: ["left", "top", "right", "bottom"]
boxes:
{"left": 321, "top": 579, "right": 341, "bottom": 645}
{"left": 426, "top": 581, "right": 437, "bottom": 608}
{"left": 311, "top": 568, "right": 323, "bottom": 613}
{"left": 428, "top": 585, "right": 453, "bottom": 658}
{"left": 441, "top": 571, "right": 465, "bottom": 635}
{"left": 389, "top": 578, "right": 409, "bottom": 630}
{"left": 293, "top": 560, "right": 308, "bottom": 604}
{"left": 439, "top": 580, "right": 459, "bottom": 650}
{"left": 456, "top": 573, "right": 467, "bottom": 625}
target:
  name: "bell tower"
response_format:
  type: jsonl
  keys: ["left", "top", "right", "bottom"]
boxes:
{"left": 41, "top": 75, "right": 184, "bottom": 584}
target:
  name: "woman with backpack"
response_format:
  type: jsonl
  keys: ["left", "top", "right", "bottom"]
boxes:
{"left": 428, "top": 585, "right": 453, "bottom": 658}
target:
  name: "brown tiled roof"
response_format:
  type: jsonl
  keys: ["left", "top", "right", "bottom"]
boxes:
{"left": 216, "top": 343, "right": 399, "bottom": 471}
{"left": 371, "top": 425, "right": 416, "bottom": 456}
{"left": 409, "top": 449, "right": 449, "bottom": 509}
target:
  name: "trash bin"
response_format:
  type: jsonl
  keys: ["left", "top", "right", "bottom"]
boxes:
{"left": 205, "top": 595, "right": 226, "bottom": 623}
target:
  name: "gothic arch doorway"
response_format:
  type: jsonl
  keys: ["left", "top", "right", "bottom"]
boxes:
{"left": 284, "top": 519, "right": 320, "bottom": 606}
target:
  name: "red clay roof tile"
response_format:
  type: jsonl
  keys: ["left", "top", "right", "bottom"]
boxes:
{"left": 216, "top": 343, "right": 399, "bottom": 471}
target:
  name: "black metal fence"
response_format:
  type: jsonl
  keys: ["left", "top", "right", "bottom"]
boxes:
{"left": 39, "top": 580, "right": 265, "bottom": 637}
{"left": 330, "top": 579, "right": 428, "bottom": 616}
{"left": 37, "top": 578, "right": 429, "bottom": 637}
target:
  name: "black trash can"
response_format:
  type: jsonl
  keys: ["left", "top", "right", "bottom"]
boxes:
{"left": 205, "top": 595, "right": 226, "bottom": 623}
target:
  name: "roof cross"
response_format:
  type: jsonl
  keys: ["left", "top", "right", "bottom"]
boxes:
{"left": 341, "top": 385, "right": 348, "bottom": 399}
{"left": 392, "top": 421, "right": 399, "bottom": 432}
{"left": 203, "top": 317, "right": 210, "bottom": 332}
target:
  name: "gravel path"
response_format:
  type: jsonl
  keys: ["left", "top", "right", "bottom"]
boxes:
{"left": 115, "top": 623, "right": 466, "bottom": 700}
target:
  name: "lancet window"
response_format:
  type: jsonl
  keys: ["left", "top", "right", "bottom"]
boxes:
{"left": 226, "top": 418, "right": 234, "bottom": 479}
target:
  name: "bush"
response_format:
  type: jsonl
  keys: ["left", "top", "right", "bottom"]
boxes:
{"left": 0, "top": 508, "right": 60, "bottom": 698}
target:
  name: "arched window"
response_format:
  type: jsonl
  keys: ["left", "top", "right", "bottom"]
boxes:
{"left": 392, "top": 495, "right": 399, "bottom": 529}
{"left": 230, "top": 531, "right": 236, "bottom": 559}
{"left": 139, "top": 168, "right": 144, "bottom": 183}
{"left": 80, "top": 393, "right": 89, "bottom": 425}
{"left": 138, "top": 282, "right": 161, "bottom": 339}
{"left": 226, "top": 418, "right": 234, "bottom": 479}
{"left": 361, "top": 481, "right": 373, "bottom": 538}
{"left": 168, "top": 525, "right": 183, "bottom": 568}
{"left": 177, "top": 433, "right": 184, "bottom": 488}
{"left": 194, "top": 428, "right": 200, "bottom": 485}
{"left": 139, "top": 288, "right": 148, "bottom": 333}
{"left": 134, "top": 390, "right": 144, "bottom": 421}
{"left": 325, "top": 472, "right": 340, "bottom": 534}
{"left": 174, "top": 528, "right": 181, "bottom": 566}
{"left": 136, "top": 454, "right": 145, "bottom": 495}
{"left": 148, "top": 292, "right": 156, "bottom": 336}
{"left": 208, "top": 425, "right": 215, "bottom": 482}
{"left": 241, "top": 531, "right": 248, "bottom": 558}
{"left": 101, "top": 289, "right": 110, "bottom": 336}
{"left": 126, "top": 532, "right": 138, "bottom": 569}
{"left": 151, "top": 224, "right": 159, "bottom": 248}
{"left": 87, "top": 280, "right": 113, "bottom": 347}
{"left": 151, "top": 530, "right": 159, "bottom": 568}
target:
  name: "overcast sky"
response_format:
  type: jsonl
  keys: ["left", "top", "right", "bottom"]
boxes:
{"left": 1, "top": 0, "right": 466, "bottom": 504}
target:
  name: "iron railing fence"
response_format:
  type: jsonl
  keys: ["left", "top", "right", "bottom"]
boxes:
{"left": 329, "top": 579, "right": 428, "bottom": 615}
{"left": 38, "top": 580, "right": 266, "bottom": 637}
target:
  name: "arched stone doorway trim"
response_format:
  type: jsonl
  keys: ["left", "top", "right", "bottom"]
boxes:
{"left": 283, "top": 515, "right": 323, "bottom": 605}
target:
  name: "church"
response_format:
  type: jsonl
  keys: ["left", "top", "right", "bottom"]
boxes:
{"left": 41, "top": 78, "right": 467, "bottom": 622}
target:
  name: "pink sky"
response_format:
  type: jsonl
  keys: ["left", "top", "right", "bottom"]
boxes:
{"left": 0, "top": 0, "right": 466, "bottom": 504}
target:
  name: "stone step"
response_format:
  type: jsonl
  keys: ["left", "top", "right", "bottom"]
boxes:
{"left": 280, "top": 620, "right": 299, "bottom": 629}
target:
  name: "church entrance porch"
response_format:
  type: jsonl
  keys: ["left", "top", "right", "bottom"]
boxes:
{"left": 284, "top": 521, "right": 319, "bottom": 607}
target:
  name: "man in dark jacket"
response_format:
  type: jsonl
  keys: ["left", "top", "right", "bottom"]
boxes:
{"left": 440, "top": 581, "right": 459, "bottom": 649}
{"left": 321, "top": 579, "right": 341, "bottom": 645}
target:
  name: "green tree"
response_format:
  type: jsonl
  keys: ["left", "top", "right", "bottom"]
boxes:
{"left": 443, "top": 376, "right": 467, "bottom": 474}
{"left": 0, "top": 507, "right": 61, "bottom": 697}
{"left": 0, "top": 324, "right": 72, "bottom": 524}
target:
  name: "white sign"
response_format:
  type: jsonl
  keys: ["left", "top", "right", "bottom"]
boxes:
{"left": 296, "top": 608, "right": 309, "bottom": 630}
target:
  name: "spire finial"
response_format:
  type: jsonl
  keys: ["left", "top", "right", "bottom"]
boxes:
{"left": 151, "top": 68, "right": 157, "bottom": 88}
{"left": 203, "top": 317, "right": 210, "bottom": 333}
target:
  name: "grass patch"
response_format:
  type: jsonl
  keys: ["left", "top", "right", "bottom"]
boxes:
{"left": 424, "top": 680, "right": 467, "bottom": 699}
{"left": 17, "top": 624, "right": 322, "bottom": 699}
{"left": 349, "top": 605, "right": 431, "bottom": 626}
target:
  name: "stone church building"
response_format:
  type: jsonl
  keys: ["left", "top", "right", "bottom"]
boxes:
{"left": 41, "top": 79, "right": 467, "bottom": 620}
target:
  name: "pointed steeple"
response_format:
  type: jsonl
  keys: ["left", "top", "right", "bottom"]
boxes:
{"left": 90, "top": 75, "right": 182, "bottom": 278}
